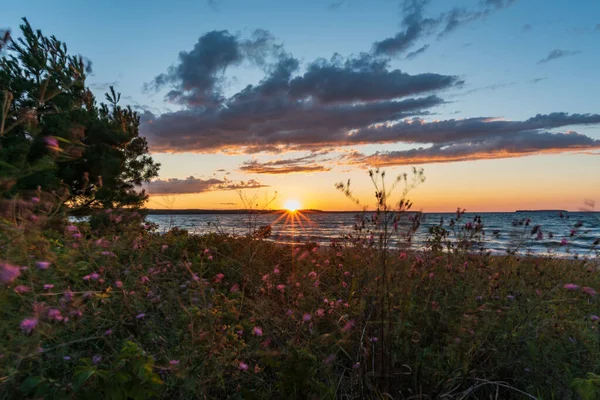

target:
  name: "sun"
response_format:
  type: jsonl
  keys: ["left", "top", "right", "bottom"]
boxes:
{"left": 284, "top": 199, "right": 302, "bottom": 212}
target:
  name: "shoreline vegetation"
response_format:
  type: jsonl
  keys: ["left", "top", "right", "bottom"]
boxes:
{"left": 146, "top": 209, "right": 577, "bottom": 215}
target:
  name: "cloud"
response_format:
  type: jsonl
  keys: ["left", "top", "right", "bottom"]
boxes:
{"left": 239, "top": 152, "right": 332, "bottom": 174}
{"left": 144, "top": 29, "right": 284, "bottom": 106}
{"left": 405, "top": 44, "right": 429, "bottom": 59}
{"left": 373, "top": 0, "right": 516, "bottom": 57}
{"left": 146, "top": 176, "right": 268, "bottom": 195}
{"left": 348, "top": 131, "right": 600, "bottom": 167}
{"left": 537, "top": 49, "right": 581, "bottom": 64}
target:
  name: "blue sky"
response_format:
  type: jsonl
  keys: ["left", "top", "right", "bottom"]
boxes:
{"left": 3, "top": 0, "right": 600, "bottom": 211}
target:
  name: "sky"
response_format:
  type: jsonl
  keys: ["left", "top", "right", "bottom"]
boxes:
{"left": 3, "top": 0, "right": 600, "bottom": 212}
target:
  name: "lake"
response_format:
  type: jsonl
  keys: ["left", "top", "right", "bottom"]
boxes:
{"left": 147, "top": 211, "right": 600, "bottom": 258}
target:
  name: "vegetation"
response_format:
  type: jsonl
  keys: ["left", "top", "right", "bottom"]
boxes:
{"left": 0, "top": 18, "right": 159, "bottom": 215}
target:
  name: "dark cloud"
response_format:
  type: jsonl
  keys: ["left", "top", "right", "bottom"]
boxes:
{"left": 146, "top": 176, "right": 267, "bottom": 195}
{"left": 140, "top": 95, "right": 444, "bottom": 153}
{"left": 145, "top": 29, "right": 284, "bottom": 106}
{"left": 287, "top": 54, "right": 461, "bottom": 103}
{"left": 345, "top": 112, "right": 600, "bottom": 145}
{"left": 405, "top": 45, "right": 429, "bottom": 59}
{"left": 537, "top": 49, "right": 581, "bottom": 64}
{"left": 239, "top": 152, "right": 332, "bottom": 174}
{"left": 348, "top": 131, "right": 600, "bottom": 167}
{"left": 373, "top": 0, "right": 517, "bottom": 57}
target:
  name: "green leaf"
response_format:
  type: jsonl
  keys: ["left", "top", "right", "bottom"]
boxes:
{"left": 73, "top": 369, "right": 95, "bottom": 391}
{"left": 20, "top": 376, "right": 43, "bottom": 393}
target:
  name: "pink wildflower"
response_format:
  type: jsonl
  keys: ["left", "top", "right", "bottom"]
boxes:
{"left": 31, "top": 197, "right": 40, "bottom": 203}
{"left": 90, "top": 273, "right": 100, "bottom": 281}
{"left": 169, "top": 360, "right": 180, "bottom": 365}
{"left": 582, "top": 287, "right": 597, "bottom": 297}
{"left": 82, "top": 275, "right": 91, "bottom": 281}
{"left": 252, "top": 326, "right": 263, "bottom": 336}
{"left": 43, "top": 284, "right": 54, "bottom": 290}
{"left": 230, "top": 283, "right": 240, "bottom": 292}
{"left": 104, "top": 329, "right": 113, "bottom": 336}
{"left": 591, "top": 315, "right": 600, "bottom": 322}
{"left": 66, "top": 225, "right": 78, "bottom": 232}
{"left": 563, "top": 283, "right": 580, "bottom": 290}
{"left": 213, "top": 273, "right": 225, "bottom": 283}
{"left": 303, "top": 313, "right": 312, "bottom": 322}
{"left": 20, "top": 318, "right": 38, "bottom": 334}
{"left": 273, "top": 268, "right": 280, "bottom": 274}
{"left": 115, "top": 280, "right": 123, "bottom": 289}
{"left": 342, "top": 320, "right": 354, "bottom": 332}
{"left": 316, "top": 309, "right": 325, "bottom": 317}
{"left": 0, "top": 262, "right": 21, "bottom": 285}
{"left": 239, "top": 362, "right": 249, "bottom": 371}
{"left": 141, "top": 276, "right": 150, "bottom": 284}
{"left": 276, "top": 284, "right": 285, "bottom": 293}
{"left": 47, "top": 309, "right": 62, "bottom": 321}
{"left": 370, "top": 337, "right": 378, "bottom": 343}
{"left": 344, "top": 271, "right": 350, "bottom": 277}
{"left": 308, "top": 271, "right": 317, "bottom": 278}
{"left": 136, "top": 313, "right": 146, "bottom": 319}
{"left": 92, "top": 355, "right": 102, "bottom": 365}
{"left": 14, "top": 285, "right": 30, "bottom": 294}
{"left": 36, "top": 261, "right": 51, "bottom": 270}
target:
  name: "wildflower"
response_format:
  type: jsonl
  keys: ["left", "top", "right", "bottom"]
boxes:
{"left": 352, "top": 362, "right": 360, "bottom": 369}
{"left": 230, "top": 283, "right": 240, "bottom": 292}
{"left": 73, "top": 233, "right": 82, "bottom": 239}
{"left": 342, "top": 320, "right": 354, "bottom": 332}
{"left": 161, "top": 245, "right": 168, "bottom": 252}
{"left": 82, "top": 275, "right": 91, "bottom": 281}
{"left": 454, "top": 337, "right": 461, "bottom": 344}
{"left": 48, "top": 309, "right": 62, "bottom": 321}
{"left": 370, "top": 337, "right": 378, "bottom": 343}
{"left": 92, "top": 355, "right": 102, "bottom": 365}
{"left": 115, "top": 280, "right": 123, "bottom": 289}
{"left": 285, "top": 309, "right": 293, "bottom": 316}
{"left": 90, "top": 273, "right": 100, "bottom": 281}
{"left": 14, "top": 285, "right": 30, "bottom": 294}
{"left": 336, "top": 252, "right": 342, "bottom": 257}
{"left": 63, "top": 356, "right": 71, "bottom": 361}
{"left": 169, "top": 360, "right": 180, "bottom": 365}
{"left": 273, "top": 268, "right": 280, "bottom": 274}
{"left": 316, "top": 309, "right": 325, "bottom": 317}
{"left": 136, "top": 313, "right": 146, "bottom": 319}
{"left": 208, "top": 255, "right": 213, "bottom": 260}
{"left": 431, "top": 301, "right": 440, "bottom": 310}
{"left": 213, "top": 273, "right": 225, "bottom": 283}
{"left": 344, "top": 271, "right": 350, "bottom": 277}
{"left": 44, "top": 136, "right": 60, "bottom": 151}
{"left": 66, "top": 225, "right": 78, "bottom": 232}
{"left": 31, "top": 197, "right": 40, "bottom": 203}
{"left": 43, "top": 284, "right": 54, "bottom": 290}
{"left": 582, "top": 287, "right": 597, "bottom": 297}
{"left": 560, "top": 238, "right": 568, "bottom": 246}
{"left": 36, "top": 261, "right": 51, "bottom": 270}
{"left": 563, "top": 283, "right": 580, "bottom": 290}
{"left": 341, "top": 281, "right": 348, "bottom": 288}
{"left": 591, "top": 315, "right": 600, "bottom": 322}
{"left": 101, "top": 251, "right": 115, "bottom": 257}
{"left": 308, "top": 271, "right": 317, "bottom": 278}
{"left": 20, "top": 318, "right": 38, "bottom": 334}
{"left": 0, "top": 262, "right": 21, "bottom": 285}
{"left": 303, "top": 313, "right": 312, "bottom": 322}
{"left": 324, "top": 354, "right": 335, "bottom": 364}
{"left": 506, "top": 295, "right": 515, "bottom": 300}
{"left": 276, "top": 284, "right": 285, "bottom": 293}
{"left": 104, "top": 329, "right": 113, "bottom": 336}
{"left": 252, "top": 326, "right": 263, "bottom": 336}
{"left": 141, "top": 276, "right": 150, "bottom": 284}
{"left": 239, "top": 362, "right": 249, "bottom": 371}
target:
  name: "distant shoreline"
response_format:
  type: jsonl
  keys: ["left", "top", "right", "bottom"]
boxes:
{"left": 146, "top": 209, "right": 586, "bottom": 215}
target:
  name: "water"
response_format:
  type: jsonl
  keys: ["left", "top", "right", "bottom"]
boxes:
{"left": 147, "top": 211, "right": 600, "bottom": 258}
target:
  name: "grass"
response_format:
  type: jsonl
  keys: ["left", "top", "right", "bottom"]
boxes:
{"left": 1, "top": 193, "right": 600, "bottom": 399}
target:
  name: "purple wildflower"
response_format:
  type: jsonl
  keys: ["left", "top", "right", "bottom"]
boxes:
{"left": 0, "top": 262, "right": 21, "bottom": 285}
{"left": 36, "top": 261, "right": 51, "bottom": 270}
{"left": 20, "top": 318, "right": 38, "bottom": 334}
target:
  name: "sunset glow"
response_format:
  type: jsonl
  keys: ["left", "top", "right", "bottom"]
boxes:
{"left": 284, "top": 199, "right": 301, "bottom": 212}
